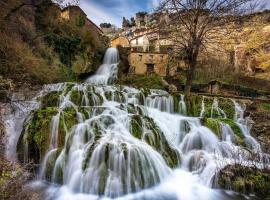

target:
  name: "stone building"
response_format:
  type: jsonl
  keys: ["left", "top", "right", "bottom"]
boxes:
{"left": 111, "top": 36, "right": 130, "bottom": 48}
{"left": 128, "top": 52, "right": 185, "bottom": 76}
{"left": 61, "top": 6, "right": 103, "bottom": 40}
{"left": 128, "top": 52, "right": 168, "bottom": 76}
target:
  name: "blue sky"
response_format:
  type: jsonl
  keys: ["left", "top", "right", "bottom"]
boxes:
{"left": 80, "top": 0, "right": 160, "bottom": 27}
{"left": 79, "top": 0, "right": 270, "bottom": 28}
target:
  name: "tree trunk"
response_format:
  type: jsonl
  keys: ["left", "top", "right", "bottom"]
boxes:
{"left": 184, "top": 61, "right": 196, "bottom": 95}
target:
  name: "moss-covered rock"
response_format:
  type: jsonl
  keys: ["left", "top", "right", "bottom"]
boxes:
{"left": 203, "top": 118, "right": 222, "bottom": 139}
{"left": 142, "top": 116, "right": 181, "bottom": 168}
{"left": 41, "top": 91, "right": 60, "bottom": 108}
{"left": 217, "top": 98, "right": 235, "bottom": 119}
{"left": 17, "top": 107, "right": 78, "bottom": 163}
{"left": 202, "top": 118, "right": 245, "bottom": 146}
{"left": 218, "top": 165, "right": 270, "bottom": 198}
{"left": 185, "top": 94, "right": 204, "bottom": 117}
{"left": 219, "top": 118, "right": 244, "bottom": 141}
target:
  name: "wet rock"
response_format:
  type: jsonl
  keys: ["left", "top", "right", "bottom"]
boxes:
{"left": 217, "top": 164, "right": 270, "bottom": 198}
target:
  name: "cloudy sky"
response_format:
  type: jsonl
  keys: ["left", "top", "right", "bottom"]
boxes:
{"left": 79, "top": 0, "right": 160, "bottom": 27}
{"left": 79, "top": 0, "right": 270, "bottom": 28}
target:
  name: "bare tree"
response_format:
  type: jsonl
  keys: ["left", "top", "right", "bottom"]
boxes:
{"left": 158, "top": 0, "right": 254, "bottom": 95}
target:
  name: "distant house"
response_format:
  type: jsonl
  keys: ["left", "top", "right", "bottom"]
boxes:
{"left": 111, "top": 36, "right": 130, "bottom": 48}
{"left": 61, "top": 6, "right": 103, "bottom": 40}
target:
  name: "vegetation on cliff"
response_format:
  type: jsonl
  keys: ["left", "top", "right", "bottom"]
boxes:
{"left": 0, "top": 0, "right": 108, "bottom": 86}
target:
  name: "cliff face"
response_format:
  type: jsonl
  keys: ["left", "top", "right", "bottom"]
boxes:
{"left": 0, "top": 0, "right": 108, "bottom": 87}
{"left": 234, "top": 12, "right": 270, "bottom": 80}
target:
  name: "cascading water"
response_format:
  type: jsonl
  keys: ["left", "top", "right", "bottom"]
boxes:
{"left": 233, "top": 101, "right": 261, "bottom": 152}
{"left": 86, "top": 48, "right": 119, "bottom": 85}
{"left": 179, "top": 94, "right": 187, "bottom": 115}
{"left": 5, "top": 48, "right": 269, "bottom": 200}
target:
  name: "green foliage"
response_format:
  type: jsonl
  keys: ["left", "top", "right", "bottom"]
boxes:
{"left": 203, "top": 118, "right": 221, "bottom": 138}
{"left": 0, "top": 0, "right": 108, "bottom": 85}
{"left": 258, "top": 103, "right": 270, "bottom": 111}
{"left": 218, "top": 98, "right": 235, "bottom": 119}
{"left": 117, "top": 74, "right": 166, "bottom": 90}
{"left": 41, "top": 91, "right": 60, "bottom": 108}
{"left": 46, "top": 34, "right": 81, "bottom": 67}
{"left": 76, "top": 15, "right": 86, "bottom": 27}
{"left": 184, "top": 94, "right": 204, "bottom": 117}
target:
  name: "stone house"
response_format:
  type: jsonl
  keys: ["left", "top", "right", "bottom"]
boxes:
{"left": 61, "top": 6, "right": 103, "bottom": 40}
{"left": 128, "top": 52, "right": 183, "bottom": 77}
{"left": 128, "top": 52, "right": 168, "bottom": 76}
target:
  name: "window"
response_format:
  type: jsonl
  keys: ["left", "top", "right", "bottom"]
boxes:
{"left": 146, "top": 64, "right": 155, "bottom": 74}
{"left": 160, "top": 55, "right": 164, "bottom": 61}
{"left": 149, "top": 55, "right": 154, "bottom": 61}
{"left": 139, "top": 55, "right": 143, "bottom": 61}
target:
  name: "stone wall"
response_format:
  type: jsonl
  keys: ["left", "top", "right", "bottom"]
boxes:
{"left": 128, "top": 52, "right": 168, "bottom": 76}
{"left": 61, "top": 6, "right": 103, "bottom": 41}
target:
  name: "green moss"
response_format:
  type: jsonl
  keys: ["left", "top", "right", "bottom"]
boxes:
{"left": 28, "top": 107, "right": 59, "bottom": 159}
{"left": 70, "top": 89, "right": 83, "bottom": 106}
{"left": 41, "top": 91, "right": 60, "bottom": 109}
{"left": 130, "top": 115, "right": 143, "bottom": 139}
{"left": 203, "top": 118, "right": 221, "bottom": 138}
{"left": 217, "top": 98, "right": 235, "bottom": 119}
{"left": 218, "top": 118, "right": 244, "bottom": 140}
{"left": 18, "top": 107, "right": 79, "bottom": 163}
{"left": 143, "top": 116, "right": 181, "bottom": 168}
{"left": 218, "top": 165, "right": 270, "bottom": 198}
{"left": 185, "top": 94, "right": 204, "bottom": 117}
{"left": 258, "top": 103, "right": 270, "bottom": 111}
{"left": 117, "top": 74, "right": 166, "bottom": 90}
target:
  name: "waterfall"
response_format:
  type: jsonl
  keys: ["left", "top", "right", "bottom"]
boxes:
{"left": 145, "top": 90, "right": 174, "bottom": 113}
{"left": 6, "top": 48, "right": 269, "bottom": 200}
{"left": 233, "top": 101, "right": 261, "bottom": 152}
{"left": 86, "top": 48, "right": 119, "bottom": 85}
{"left": 179, "top": 94, "right": 187, "bottom": 115}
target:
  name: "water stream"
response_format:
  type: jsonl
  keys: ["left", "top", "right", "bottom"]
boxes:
{"left": 3, "top": 48, "right": 269, "bottom": 200}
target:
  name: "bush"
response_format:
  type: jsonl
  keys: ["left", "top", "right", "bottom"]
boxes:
{"left": 117, "top": 74, "right": 166, "bottom": 90}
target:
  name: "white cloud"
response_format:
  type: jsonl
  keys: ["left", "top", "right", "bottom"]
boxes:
{"left": 80, "top": 0, "right": 120, "bottom": 27}
{"left": 80, "top": 0, "right": 142, "bottom": 27}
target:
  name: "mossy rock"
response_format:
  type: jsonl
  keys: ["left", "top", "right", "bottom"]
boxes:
{"left": 17, "top": 107, "right": 78, "bottom": 163}
{"left": 142, "top": 116, "right": 181, "bottom": 168}
{"left": 202, "top": 118, "right": 222, "bottom": 139}
{"left": 217, "top": 98, "right": 235, "bottom": 119}
{"left": 70, "top": 89, "right": 83, "bottom": 106}
{"left": 130, "top": 115, "right": 143, "bottom": 139}
{"left": 41, "top": 91, "right": 60, "bottom": 108}
{"left": 202, "top": 118, "right": 245, "bottom": 146}
{"left": 185, "top": 94, "right": 204, "bottom": 117}
{"left": 218, "top": 118, "right": 244, "bottom": 141}
{"left": 218, "top": 165, "right": 270, "bottom": 198}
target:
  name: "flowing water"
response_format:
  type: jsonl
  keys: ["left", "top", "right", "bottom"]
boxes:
{"left": 4, "top": 48, "right": 269, "bottom": 200}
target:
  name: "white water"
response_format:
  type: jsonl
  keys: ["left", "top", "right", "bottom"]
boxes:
{"left": 4, "top": 48, "right": 269, "bottom": 200}
{"left": 86, "top": 48, "right": 119, "bottom": 85}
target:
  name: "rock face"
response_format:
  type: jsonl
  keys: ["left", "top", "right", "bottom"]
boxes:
{"left": 217, "top": 165, "right": 270, "bottom": 198}
{"left": 247, "top": 101, "right": 270, "bottom": 152}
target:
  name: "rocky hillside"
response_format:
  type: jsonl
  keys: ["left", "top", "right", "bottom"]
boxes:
{"left": 0, "top": 0, "right": 108, "bottom": 87}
